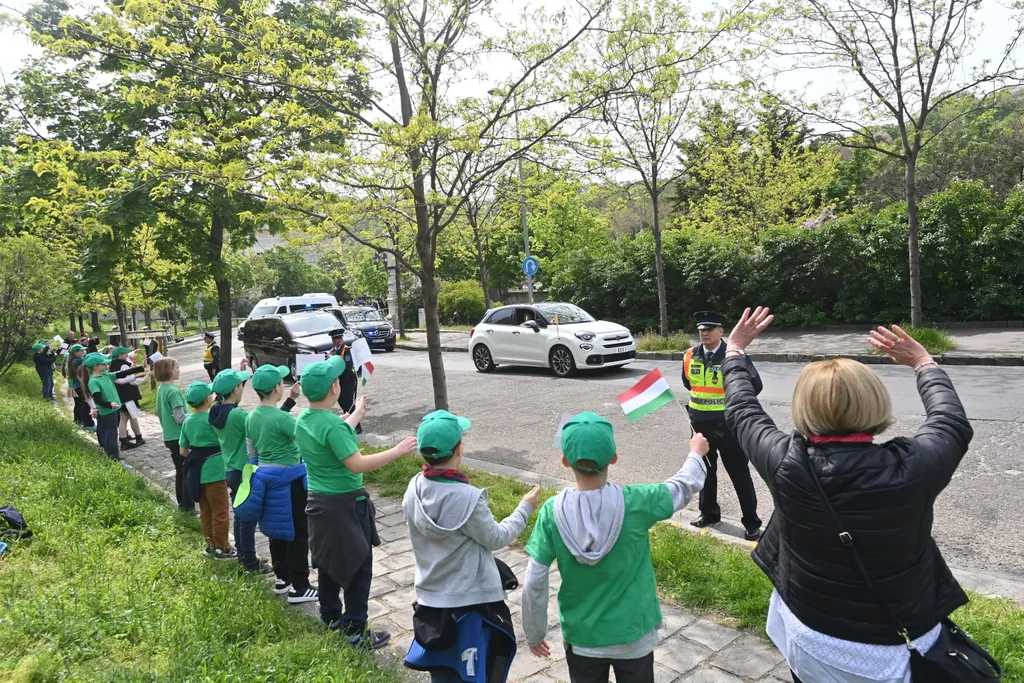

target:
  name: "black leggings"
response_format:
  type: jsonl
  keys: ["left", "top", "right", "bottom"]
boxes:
{"left": 791, "top": 672, "right": 803, "bottom": 683}
{"left": 165, "top": 440, "right": 193, "bottom": 510}
{"left": 268, "top": 477, "right": 311, "bottom": 591}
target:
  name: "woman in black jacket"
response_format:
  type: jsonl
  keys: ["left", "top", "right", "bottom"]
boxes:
{"left": 109, "top": 347, "right": 146, "bottom": 450}
{"left": 721, "top": 307, "right": 973, "bottom": 683}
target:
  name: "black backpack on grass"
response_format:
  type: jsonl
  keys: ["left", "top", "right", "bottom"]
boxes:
{"left": 0, "top": 505, "right": 32, "bottom": 541}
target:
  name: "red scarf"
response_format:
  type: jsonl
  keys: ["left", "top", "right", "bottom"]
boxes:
{"left": 422, "top": 465, "right": 469, "bottom": 484}
{"left": 808, "top": 433, "right": 874, "bottom": 444}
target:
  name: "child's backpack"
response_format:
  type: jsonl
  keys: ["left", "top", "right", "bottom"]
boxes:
{"left": 0, "top": 505, "right": 32, "bottom": 540}
{"left": 405, "top": 608, "right": 516, "bottom": 683}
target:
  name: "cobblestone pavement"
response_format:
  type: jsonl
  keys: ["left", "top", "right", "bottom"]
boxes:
{"left": 61, "top": 393, "right": 794, "bottom": 683}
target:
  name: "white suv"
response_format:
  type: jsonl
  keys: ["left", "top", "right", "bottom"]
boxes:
{"left": 469, "top": 303, "right": 636, "bottom": 377}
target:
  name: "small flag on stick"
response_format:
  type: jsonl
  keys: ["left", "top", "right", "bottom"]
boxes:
{"left": 350, "top": 337, "right": 375, "bottom": 386}
{"left": 618, "top": 368, "right": 675, "bottom": 423}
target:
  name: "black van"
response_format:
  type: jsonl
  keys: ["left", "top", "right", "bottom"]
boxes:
{"left": 240, "top": 311, "right": 359, "bottom": 379}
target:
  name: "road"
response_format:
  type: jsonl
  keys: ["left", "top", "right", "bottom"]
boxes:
{"left": 172, "top": 340, "right": 1024, "bottom": 577}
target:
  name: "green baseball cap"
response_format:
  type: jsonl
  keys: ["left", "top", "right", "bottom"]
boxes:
{"left": 184, "top": 381, "right": 213, "bottom": 406}
{"left": 111, "top": 346, "right": 133, "bottom": 359}
{"left": 211, "top": 368, "right": 252, "bottom": 396}
{"left": 251, "top": 365, "right": 290, "bottom": 393}
{"left": 69, "top": 344, "right": 85, "bottom": 353}
{"left": 82, "top": 352, "right": 111, "bottom": 368}
{"left": 561, "top": 411, "right": 617, "bottom": 469}
{"left": 301, "top": 355, "right": 345, "bottom": 401}
{"left": 32, "top": 342, "right": 46, "bottom": 350}
{"left": 417, "top": 410, "right": 471, "bottom": 459}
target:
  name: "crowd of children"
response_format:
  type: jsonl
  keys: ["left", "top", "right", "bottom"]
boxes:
{"left": 46, "top": 334, "right": 712, "bottom": 683}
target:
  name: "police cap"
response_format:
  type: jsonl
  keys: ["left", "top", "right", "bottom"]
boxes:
{"left": 693, "top": 311, "right": 727, "bottom": 330}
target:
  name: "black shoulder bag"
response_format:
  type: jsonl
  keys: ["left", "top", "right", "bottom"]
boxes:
{"left": 801, "top": 443, "right": 1002, "bottom": 682}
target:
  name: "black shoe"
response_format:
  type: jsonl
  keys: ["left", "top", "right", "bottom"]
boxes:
{"left": 134, "top": 435, "right": 146, "bottom": 446}
{"left": 690, "top": 515, "right": 721, "bottom": 529}
{"left": 241, "top": 557, "right": 273, "bottom": 574}
{"left": 120, "top": 437, "right": 138, "bottom": 450}
{"left": 287, "top": 586, "right": 319, "bottom": 604}
{"left": 346, "top": 628, "right": 391, "bottom": 651}
{"left": 744, "top": 527, "right": 763, "bottom": 542}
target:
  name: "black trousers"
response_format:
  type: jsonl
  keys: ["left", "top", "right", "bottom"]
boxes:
{"left": 338, "top": 377, "right": 361, "bottom": 434}
{"left": 165, "top": 440, "right": 193, "bottom": 511}
{"left": 791, "top": 672, "right": 802, "bottom": 683}
{"left": 317, "top": 499, "right": 373, "bottom": 630}
{"left": 205, "top": 364, "right": 218, "bottom": 381}
{"left": 269, "top": 477, "right": 311, "bottom": 592}
{"left": 73, "top": 390, "right": 94, "bottom": 427}
{"left": 564, "top": 644, "right": 653, "bottom": 683}
{"left": 694, "top": 420, "right": 761, "bottom": 531}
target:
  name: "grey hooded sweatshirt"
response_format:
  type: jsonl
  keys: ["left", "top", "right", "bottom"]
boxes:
{"left": 403, "top": 473, "right": 535, "bottom": 609}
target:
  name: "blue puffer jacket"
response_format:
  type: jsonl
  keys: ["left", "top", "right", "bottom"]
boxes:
{"left": 233, "top": 462, "right": 307, "bottom": 541}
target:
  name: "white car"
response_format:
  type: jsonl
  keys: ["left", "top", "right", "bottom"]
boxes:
{"left": 469, "top": 303, "right": 636, "bottom": 377}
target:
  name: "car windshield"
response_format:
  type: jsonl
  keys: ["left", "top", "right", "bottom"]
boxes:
{"left": 284, "top": 314, "right": 341, "bottom": 338}
{"left": 343, "top": 309, "right": 385, "bottom": 323}
{"left": 249, "top": 305, "right": 277, "bottom": 317}
{"left": 535, "top": 303, "right": 595, "bottom": 325}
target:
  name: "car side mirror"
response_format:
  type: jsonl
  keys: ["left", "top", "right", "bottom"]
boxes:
{"left": 523, "top": 320, "right": 541, "bottom": 332}
{"left": 273, "top": 336, "right": 284, "bottom": 343}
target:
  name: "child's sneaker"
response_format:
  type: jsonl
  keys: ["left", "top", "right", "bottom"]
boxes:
{"left": 273, "top": 580, "right": 292, "bottom": 595}
{"left": 347, "top": 628, "right": 391, "bottom": 651}
{"left": 214, "top": 548, "right": 238, "bottom": 561}
{"left": 120, "top": 437, "right": 138, "bottom": 450}
{"left": 134, "top": 435, "right": 146, "bottom": 447}
{"left": 287, "top": 586, "right": 319, "bottom": 604}
{"left": 203, "top": 546, "right": 215, "bottom": 558}
{"left": 242, "top": 557, "right": 273, "bottom": 574}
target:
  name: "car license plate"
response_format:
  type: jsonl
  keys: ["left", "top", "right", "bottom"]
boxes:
{"left": 617, "top": 346, "right": 627, "bottom": 353}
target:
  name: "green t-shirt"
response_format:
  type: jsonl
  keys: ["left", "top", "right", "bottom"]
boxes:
{"left": 89, "top": 372, "right": 121, "bottom": 416}
{"left": 295, "top": 408, "right": 362, "bottom": 494}
{"left": 525, "top": 484, "right": 673, "bottom": 649}
{"left": 245, "top": 405, "right": 300, "bottom": 465}
{"left": 215, "top": 406, "right": 250, "bottom": 473}
{"left": 156, "top": 383, "right": 190, "bottom": 442}
{"left": 179, "top": 412, "right": 226, "bottom": 484}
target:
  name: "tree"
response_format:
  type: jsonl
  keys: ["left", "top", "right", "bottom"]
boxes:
{"left": 0, "top": 235, "right": 74, "bottom": 373}
{"left": 776, "top": 0, "right": 1024, "bottom": 326}
{"left": 261, "top": 246, "right": 335, "bottom": 298}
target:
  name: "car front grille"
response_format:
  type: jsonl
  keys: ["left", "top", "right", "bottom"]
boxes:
{"left": 587, "top": 350, "right": 637, "bottom": 365}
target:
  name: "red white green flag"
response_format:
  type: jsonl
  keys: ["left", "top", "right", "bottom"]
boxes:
{"left": 617, "top": 368, "right": 675, "bottom": 423}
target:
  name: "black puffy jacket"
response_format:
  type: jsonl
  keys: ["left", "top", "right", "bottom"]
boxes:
{"left": 723, "top": 356, "right": 973, "bottom": 645}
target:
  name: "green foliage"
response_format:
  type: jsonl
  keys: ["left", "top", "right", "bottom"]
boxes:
{"left": 898, "top": 327, "right": 958, "bottom": 355}
{"left": 437, "top": 280, "right": 487, "bottom": 325}
{"left": 351, "top": 251, "right": 389, "bottom": 302}
{"left": 261, "top": 246, "right": 335, "bottom": 298}
{"left": 0, "top": 235, "right": 75, "bottom": 373}
{"left": 635, "top": 331, "right": 694, "bottom": 352}
{"left": 0, "top": 364, "right": 397, "bottom": 683}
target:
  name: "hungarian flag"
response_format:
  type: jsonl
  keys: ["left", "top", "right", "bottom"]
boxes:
{"left": 350, "top": 337, "right": 375, "bottom": 386}
{"left": 617, "top": 368, "right": 675, "bottom": 423}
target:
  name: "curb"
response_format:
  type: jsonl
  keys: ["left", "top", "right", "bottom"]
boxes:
{"left": 395, "top": 342, "right": 468, "bottom": 353}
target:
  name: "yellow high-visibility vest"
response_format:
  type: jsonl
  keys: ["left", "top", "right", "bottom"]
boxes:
{"left": 683, "top": 347, "right": 725, "bottom": 413}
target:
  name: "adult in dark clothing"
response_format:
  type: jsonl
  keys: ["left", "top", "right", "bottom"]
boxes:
{"left": 86, "top": 337, "right": 99, "bottom": 354}
{"left": 681, "top": 311, "right": 762, "bottom": 540}
{"left": 109, "top": 346, "right": 145, "bottom": 449}
{"left": 722, "top": 307, "right": 974, "bottom": 683}
{"left": 203, "top": 332, "right": 220, "bottom": 381}
{"left": 328, "top": 332, "right": 361, "bottom": 434}
{"left": 32, "top": 342, "right": 57, "bottom": 400}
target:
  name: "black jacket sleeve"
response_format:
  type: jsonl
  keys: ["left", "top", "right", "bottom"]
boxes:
{"left": 681, "top": 348, "right": 692, "bottom": 390}
{"left": 91, "top": 389, "right": 117, "bottom": 409}
{"left": 113, "top": 365, "right": 145, "bottom": 379}
{"left": 747, "top": 356, "right": 764, "bottom": 396}
{"left": 211, "top": 344, "right": 220, "bottom": 364}
{"left": 723, "top": 355, "right": 788, "bottom": 482}
{"left": 279, "top": 397, "right": 297, "bottom": 413}
{"left": 907, "top": 368, "right": 973, "bottom": 494}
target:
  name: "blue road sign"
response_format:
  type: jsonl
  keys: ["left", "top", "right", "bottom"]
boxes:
{"left": 522, "top": 256, "right": 539, "bottom": 276}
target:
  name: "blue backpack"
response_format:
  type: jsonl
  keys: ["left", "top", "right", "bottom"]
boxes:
{"left": 405, "top": 609, "right": 516, "bottom": 683}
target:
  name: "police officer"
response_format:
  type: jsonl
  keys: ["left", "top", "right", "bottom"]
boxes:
{"left": 202, "top": 331, "right": 220, "bottom": 381}
{"left": 327, "top": 332, "right": 361, "bottom": 434}
{"left": 682, "top": 311, "right": 763, "bottom": 541}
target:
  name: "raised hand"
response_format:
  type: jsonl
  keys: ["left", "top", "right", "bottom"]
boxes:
{"left": 289, "top": 380, "right": 302, "bottom": 399}
{"left": 728, "top": 307, "right": 774, "bottom": 351}
{"left": 522, "top": 485, "right": 542, "bottom": 509}
{"left": 868, "top": 325, "right": 931, "bottom": 368}
{"left": 393, "top": 436, "right": 418, "bottom": 457}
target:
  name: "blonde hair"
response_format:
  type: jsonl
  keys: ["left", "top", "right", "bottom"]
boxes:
{"left": 153, "top": 357, "right": 178, "bottom": 383}
{"left": 792, "top": 359, "right": 893, "bottom": 436}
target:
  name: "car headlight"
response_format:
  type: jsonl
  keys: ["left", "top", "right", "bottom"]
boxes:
{"left": 574, "top": 331, "right": 596, "bottom": 342}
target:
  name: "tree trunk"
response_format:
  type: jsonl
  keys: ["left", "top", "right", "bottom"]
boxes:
{"left": 468, "top": 208, "right": 490, "bottom": 304}
{"left": 91, "top": 311, "right": 100, "bottom": 334}
{"left": 418, "top": 254, "right": 447, "bottom": 409}
{"left": 394, "top": 259, "right": 406, "bottom": 337}
{"left": 78, "top": 311, "right": 85, "bottom": 333}
{"left": 209, "top": 204, "right": 233, "bottom": 370}
{"left": 144, "top": 308, "right": 152, "bottom": 329}
{"left": 111, "top": 288, "right": 128, "bottom": 343}
{"left": 906, "top": 155, "right": 924, "bottom": 328}
{"left": 70, "top": 312, "right": 76, "bottom": 333}
{"left": 650, "top": 177, "right": 669, "bottom": 336}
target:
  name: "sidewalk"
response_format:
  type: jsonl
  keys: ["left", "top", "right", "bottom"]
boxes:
{"left": 60, "top": 397, "right": 794, "bottom": 683}
{"left": 397, "top": 329, "right": 1024, "bottom": 365}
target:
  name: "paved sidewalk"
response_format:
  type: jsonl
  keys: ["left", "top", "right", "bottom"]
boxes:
{"left": 61, "top": 396, "right": 794, "bottom": 683}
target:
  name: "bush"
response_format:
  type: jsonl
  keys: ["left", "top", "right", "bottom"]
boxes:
{"left": 899, "top": 326, "right": 958, "bottom": 355}
{"left": 635, "top": 331, "right": 694, "bottom": 352}
{"left": 437, "top": 280, "right": 487, "bottom": 325}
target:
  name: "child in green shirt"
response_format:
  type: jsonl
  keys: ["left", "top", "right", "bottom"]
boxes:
{"left": 179, "top": 381, "right": 235, "bottom": 560}
{"left": 522, "top": 413, "right": 708, "bottom": 683}
{"left": 154, "top": 357, "right": 194, "bottom": 514}
{"left": 81, "top": 352, "right": 146, "bottom": 461}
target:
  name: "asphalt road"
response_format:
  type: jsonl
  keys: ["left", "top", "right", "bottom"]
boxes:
{"left": 173, "top": 340, "right": 1024, "bottom": 577}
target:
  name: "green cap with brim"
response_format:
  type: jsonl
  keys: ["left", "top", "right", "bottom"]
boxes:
{"left": 561, "top": 411, "right": 617, "bottom": 469}
{"left": 212, "top": 369, "right": 252, "bottom": 397}
{"left": 417, "top": 410, "right": 472, "bottom": 459}
{"left": 184, "top": 381, "right": 213, "bottom": 406}
{"left": 82, "top": 353, "right": 111, "bottom": 368}
{"left": 111, "top": 346, "right": 133, "bottom": 359}
{"left": 251, "top": 365, "right": 290, "bottom": 394}
{"left": 32, "top": 343, "right": 46, "bottom": 351}
{"left": 301, "top": 355, "right": 345, "bottom": 401}
{"left": 69, "top": 344, "right": 85, "bottom": 353}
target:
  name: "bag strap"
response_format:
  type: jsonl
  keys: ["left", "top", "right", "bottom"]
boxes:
{"left": 796, "top": 433, "right": 916, "bottom": 648}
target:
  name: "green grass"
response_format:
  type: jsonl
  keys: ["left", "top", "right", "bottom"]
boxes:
{"left": 900, "top": 325, "right": 959, "bottom": 355}
{"left": 635, "top": 331, "right": 694, "bottom": 353}
{"left": 0, "top": 364, "right": 399, "bottom": 683}
{"left": 367, "top": 451, "right": 1023, "bottom": 681}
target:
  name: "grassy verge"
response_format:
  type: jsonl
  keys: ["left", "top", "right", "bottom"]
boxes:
{"left": 366, "top": 452, "right": 1023, "bottom": 681}
{"left": 635, "top": 331, "right": 694, "bottom": 353}
{"left": 900, "top": 325, "right": 959, "bottom": 354}
{"left": 0, "top": 364, "right": 398, "bottom": 683}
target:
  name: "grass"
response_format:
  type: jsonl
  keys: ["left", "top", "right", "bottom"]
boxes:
{"left": 635, "top": 331, "right": 695, "bottom": 353}
{"left": 366, "top": 451, "right": 1024, "bottom": 681}
{"left": 0, "top": 364, "right": 399, "bottom": 683}
{"left": 900, "top": 325, "right": 959, "bottom": 355}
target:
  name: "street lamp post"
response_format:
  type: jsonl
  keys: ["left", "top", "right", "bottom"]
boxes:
{"left": 490, "top": 89, "right": 533, "bottom": 303}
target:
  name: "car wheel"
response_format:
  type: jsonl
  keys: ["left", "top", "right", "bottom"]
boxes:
{"left": 472, "top": 344, "right": 496, "bottom": 373}
{"left": 385, "top": 344, "right": 396, "bottom": 352}
{"left": 550, "top": 346, "right": 577, "bottom": 378}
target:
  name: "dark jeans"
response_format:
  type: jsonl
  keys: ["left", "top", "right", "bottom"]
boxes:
{"left": 73, "top": 391, "right": 94, "bottom": 427}
{"left": 338, "top": 378, "right": 361, "bottom": 434}
{"left": 38, "top": 370, "right": 54, "bottom": 400}
{"left": 269, "top": 477, "right": 311, "bottom": 592}
{"left": 166, "top": 440, "right": 193, "bottom": 511}
{"left": 564, "top": 644, "right": 654, "bottom": 683}
{"left": 226, "top": 469, "right": 257, "bottom": 564}
{"left": 318, "top": 498, "right": 373, "bottom": 630}
{"left": 694, "top": 420, "right": 761, "bottom": 531}
{"left": 96, "top": 412, "right": 120, "bottom": 460}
